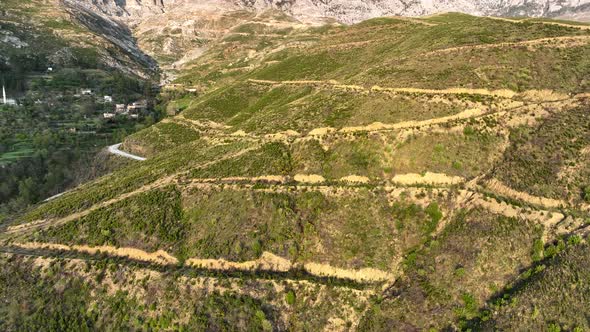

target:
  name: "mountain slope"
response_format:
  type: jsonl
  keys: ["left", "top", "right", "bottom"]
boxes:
{"left": 0, "top": 0, "right": 158, "bottom": 94}
{"left": 1, "top": 12, "right": 589, "bottom": 330}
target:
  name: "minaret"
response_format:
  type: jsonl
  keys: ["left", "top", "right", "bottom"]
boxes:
{"left": 2, "top": 85, "right": 6, "bottom": 104}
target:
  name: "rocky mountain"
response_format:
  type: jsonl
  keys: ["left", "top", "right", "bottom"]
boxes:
{"left": 0, "top": 0, "right": 156, "bottom": 78}
{"left": 59, "top": 0, "right": 590, "bottom": 74}
{"left": 68, "top": 0, "right": 590, "bottom": 23}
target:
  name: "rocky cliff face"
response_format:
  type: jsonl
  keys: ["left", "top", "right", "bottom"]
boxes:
{"left": 61, "top": 0, "right": 159, "bottom": 76}
{"left": 238, "top": 0, "right": 590, "bottom": 23}
{"left": 68, "top": 0, "right": 590, "bottom": 23}
{"left": 62, "top": 0, "right": 165, "bottom": 20}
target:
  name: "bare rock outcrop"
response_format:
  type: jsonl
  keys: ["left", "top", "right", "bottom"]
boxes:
{"left": 68, "top": 0, "right": 590, "bottom": 24}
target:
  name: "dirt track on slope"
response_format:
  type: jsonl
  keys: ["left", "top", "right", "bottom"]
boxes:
{"left": 11, "top": 242, "right": 178, "bottom": 264}
{"left": 5, "top": 146, "right": 261, "bottom": 236}
{"left": 7, "top": 242, "right": 394, "bottom": 283}
{"left": 419, "top": 35, "right": 590, "bottom": 57}
{"left": 487, "top": 16, "right": 590, "bottom": 30}
{"left": 391, "top": 172, "right": 465, "bottom": 185}
{"left": 4, "top": 174, "right": 178, "bottom": 236}
{"left": 485, "top": 179, "right": 565, "bottom": 208}
{"left": 338, "top": 107, "right": 486, "bottom": 133}
{"left": 248, "top": 78, "right": 519, "bottom": 98}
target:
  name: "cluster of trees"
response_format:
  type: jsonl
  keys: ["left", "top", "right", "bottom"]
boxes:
{"left": 0, "top": 137, "right": 80, "bottom": 212}
{"left": 0, "top": 70, "right": 161, "bottom": 220}
{"left": 0, "top": 12, "right": 163, "bottom": 221}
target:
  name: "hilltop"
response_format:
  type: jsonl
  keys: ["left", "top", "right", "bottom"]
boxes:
{"left": 1, "top": 11, "right": 589, "bottom": 330}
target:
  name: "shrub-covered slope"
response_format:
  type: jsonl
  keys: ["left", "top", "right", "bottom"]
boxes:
{"left": 2, "top": 12, "right": 590, "bottom": 331}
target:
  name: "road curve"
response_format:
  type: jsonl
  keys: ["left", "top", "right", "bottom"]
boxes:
{"left": 108, "top": 143, "right": 146, "bottom": 161}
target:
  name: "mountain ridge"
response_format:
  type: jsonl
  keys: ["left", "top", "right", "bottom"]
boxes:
{"left": 69, "top": 0, "right": 590, "bottom": 24}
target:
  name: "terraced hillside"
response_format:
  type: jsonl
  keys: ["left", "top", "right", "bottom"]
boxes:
{"left": 2, "top": 12, "right": 590, "bottom": 331}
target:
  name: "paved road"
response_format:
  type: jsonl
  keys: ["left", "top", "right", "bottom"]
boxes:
{"left": 43, "top": 192, "right": 65, "bottom": 202}
{"left": 108, "top": 143, "right": 146, "bottom": 161}
{"left": 41, "top": 143, "right": 146, "bottom": 203}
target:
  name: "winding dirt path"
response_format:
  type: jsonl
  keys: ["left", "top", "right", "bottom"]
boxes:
{"left": 338, "top": 107, "right": 486, "bottom": 133}
{"left": 485, "top": 179, "right": 565, "bottom": 208}
{"left": 6, "top": 242, "right": 393, "bottom": 283}
{"left": 487, "top": 16, "right": 590, "bottom": 30}
{"left": 5, "top": 145, "right": 261, "bottom": 236}
{"left": 419, "top": 35, "right": 590, "bottom": 57}
{"left": 10, "top": 242, "right": 178, "bottom": 264}
{"left": 391, "top": 172, "right": 465, "bottom": 186}
{"left": 248, "top": 78, "right": 519, "bottom": 98}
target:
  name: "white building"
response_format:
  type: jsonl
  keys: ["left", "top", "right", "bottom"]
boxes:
{"left": 103, "top": 112, "right": 115, "bottom": 119}
{"left": 128, "top": 100, "right": 147, "bottom": 111}
{"left": 104, "top": 96, "right": 113, "bottom": 103}
{"left": 115, "top": 104, "right": 127, "bottom": 113}
{"left": 1, "top": 85, "right": 16, "bottom": 106}
{"left": 81, "top": 89, "right": 93, "bottom": 95}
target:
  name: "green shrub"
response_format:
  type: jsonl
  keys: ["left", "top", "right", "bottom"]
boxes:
{"left": 424, "top": 202, "right": 443, "bottom": 233}
{"left": 567, "top": 235, "right": 583, "bottom": 246}
{"left": 463, "top": 126, "right": 476, "bottom": 136}
{"left": 285, "top": 290, "right": 296, "bottom": 305}
{"left": 532, "top": 239, "right": 544, "bottom": 262}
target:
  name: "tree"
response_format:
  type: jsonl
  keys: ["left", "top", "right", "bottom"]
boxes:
{"left": 18, "top": 177, "right": 39, "bottom": 205}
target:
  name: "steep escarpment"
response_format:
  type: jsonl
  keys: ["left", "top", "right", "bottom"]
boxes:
{"left": 60, "top": 0, "right": 159, "bottom": 77}
{"left": 1, "top": 0, "right": 157, "bottom": 78}
{"left": 61, "top": 0, "right": 168, "bottom": 20}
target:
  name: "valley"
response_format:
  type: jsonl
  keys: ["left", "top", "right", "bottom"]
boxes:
{"left": 0, "top": 0, "right": 161, "bottom": 218}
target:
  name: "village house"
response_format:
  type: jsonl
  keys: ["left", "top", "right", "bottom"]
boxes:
{"left": 3, "top": 99, "right": 17, "bottom": 106}
{"left": 115, "top": 104, "right": 127, "bottom": 113}
{"left": 127, "top": 100, "right": 147, "bottom": 112}
{"left": 104, "top": 96, "right": 113, "bottom": 103}
{"left": 103, "top": 112, "right": 115, "bottom": 119}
